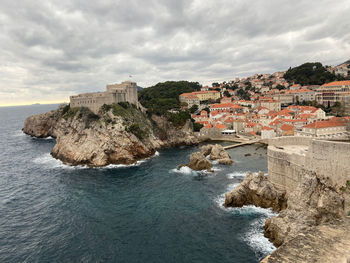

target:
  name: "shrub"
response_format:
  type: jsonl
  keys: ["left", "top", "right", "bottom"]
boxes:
{"left": 193, "top": 122, "right": 203, "bottom": 132}
{"left": 167, "top": 111, "right": 191, "bottom": 127}
{"left": 126, "top": 123, "right": 146, "bottom": 140}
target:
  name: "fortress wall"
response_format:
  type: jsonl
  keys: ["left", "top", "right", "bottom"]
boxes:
{"left": 267, "top": 136, "right": 312, "bottom": 147}
{"left": 70, "top": 81, "right": 138, "bottom": 114}
{"left": 267, "top": 147, "right": 306, "bottom": 193}
{"left": 307, "top": 140, "right": 350, "bottom": 186}
{"left": 267, "top": 136, "right": 350, "bottom": 194}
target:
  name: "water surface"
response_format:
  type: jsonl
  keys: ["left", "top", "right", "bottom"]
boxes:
{"left": 0, "top": 105, "right": 274, "bottom": 262}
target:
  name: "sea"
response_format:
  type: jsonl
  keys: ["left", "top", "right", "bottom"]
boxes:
{"left": 0, "top": 104, "right": 275, "bottom": 263}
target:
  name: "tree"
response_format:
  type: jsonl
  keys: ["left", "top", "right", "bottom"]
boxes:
{"left": 202, "top": 107, "right": 210, "bottom": 114}
{"left": 212, "top": 82, "right": 220, "bottom": 87}
{"left": 276, "top": 84, "right": 285, "bottom": 90}
{"left": 224, "top": 90, "right": 232, "bottom": 97}
{"left": 138, "top": 81, "right": 201, "bottom": 115}
{"left": 284, "top": 62, "right": 339, "bottom": 85}
{"left": 237, "top": 88, "right": 251, "bottom": 100}
{"left": 189, "top": 104, "right": 198, "bottom": 113}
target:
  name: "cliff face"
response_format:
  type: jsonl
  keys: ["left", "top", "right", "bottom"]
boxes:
{"left": 225, "top": 170, "right": 349, "bottom": 262}
{"left": 23, "top": 104, "right": 199, "bottom": 167}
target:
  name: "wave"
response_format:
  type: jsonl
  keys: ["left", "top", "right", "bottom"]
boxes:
{"left": 12, "top": 130, "right": 25, "bottom": 137}
{"left": 32, "top": 153, "right": 83, "bottom": 169}
{"left": 227, "top": 171, "right": 247, "bottom": 179}
{"left": 214, "top": 180, "right": 277, "bottom": 259}
{"left": 32, "top": 151, "right": 160, "bottom": 170}
{"left": 243, "top": 216, "right": 276, "bottom": 258}
{"left": 214, "top": 183, "right": 240, "bottom": 210}
{"left": 171, "top": 166, "right": 197, "bottom": 175}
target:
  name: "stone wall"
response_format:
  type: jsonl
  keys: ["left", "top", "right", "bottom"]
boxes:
{"left": 267, "top": 136, "right": 350, "bottom": 194}
{"left": 70, "top": 81, "right": 138, "bottom": 114}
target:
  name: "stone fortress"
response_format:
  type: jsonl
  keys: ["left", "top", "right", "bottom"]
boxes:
{"left": 70, "top": 81, "right": 139, "bottom": 114}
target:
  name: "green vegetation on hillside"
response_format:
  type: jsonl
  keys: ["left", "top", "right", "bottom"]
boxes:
{"left": 61, "top": 105, "right": 100, "bottom": 122}
{"left": 138, "top": 81, "right": 201, "bottom": 115}
{"left": 237, "top": 88, "right": 251, "bottom": 100}
{"left": 100, "top": 102, "right": 152, "bottom": 139}
{"left": 284, "top": 62, "right": 341, "bottom": 85}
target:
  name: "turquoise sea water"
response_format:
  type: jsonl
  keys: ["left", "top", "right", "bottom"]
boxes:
{"left": 0, "top": 105, "right": 275, "bottom": 262}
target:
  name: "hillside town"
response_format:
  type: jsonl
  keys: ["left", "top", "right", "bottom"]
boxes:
{"left": 180, "top": 63, "right": 350, "bottom": 140}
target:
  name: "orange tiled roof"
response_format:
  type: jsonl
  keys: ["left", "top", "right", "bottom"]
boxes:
{"left": 303, "top": 121, "right": 346, "bottom": 129}
{"left": 322, "top": 80, "right": 350, "bottom": 87}
{"left": 215, "top": 124, "right": 226, "bottom": 129}
{"left": 262, "top": 126, "right": 274, "bottom": 131}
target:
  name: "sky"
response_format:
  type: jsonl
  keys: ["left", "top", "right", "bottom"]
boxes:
{"left": 0, "top": 0, "right": 350, "bottom": 106}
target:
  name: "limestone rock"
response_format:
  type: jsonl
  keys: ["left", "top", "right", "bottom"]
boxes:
{"left": 200, "top": 144, "right": 213, "bottom": 156}
{"left": 23, "top": 105, "right": 201, "bottom": 167}
{"left": 264, "top": 171, "right": 345, "bottom": 247}
{"left": 224, "top": 171, "right": 287, "bottom": 212}
{"left": 187, "top": 152, "right": 213, "bottom": 172}
{"left": 218, "top": 158, "right": 233, "bottom": 165}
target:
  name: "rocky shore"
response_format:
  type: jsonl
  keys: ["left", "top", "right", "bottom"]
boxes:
{"left": 225, "top": 170, "right": 350, "bottom": 262}
{"left": 178, "top": 144, "right": 233, "bottom": 172}
{"left": 23, "top": 104, "right": 200, "bottom": 167}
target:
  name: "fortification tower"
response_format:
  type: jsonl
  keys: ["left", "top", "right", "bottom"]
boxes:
{"left": 69, "top": 81, "right": 139, "bottom": 114}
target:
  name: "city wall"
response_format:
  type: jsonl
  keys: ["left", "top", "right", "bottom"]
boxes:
{"left": 267, "top": 136, "right": 350, "bottom": 194}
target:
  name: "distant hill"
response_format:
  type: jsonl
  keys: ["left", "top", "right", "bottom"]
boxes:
{"left": 137, "top": 86, "right": 143, "bottom": 92}
{"left": 284, "top": 62, "right": 338, "bottom": 85}
{"left": 138, "top": 81, "right": 201, "bottom": 115}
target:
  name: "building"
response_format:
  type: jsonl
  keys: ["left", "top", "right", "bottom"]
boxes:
{"left": 315, "top": 80, "right": 350, "bottom": 106}
{"left": 261, "top": 126, "right": 276, "bottom": 139}
{"left": 285, "top": 89, "right": 315, "bottom": 102}
{"left": 179, "top": 94, "right": 200, "bottom": 108}
{"left": 179, "top": 90, "right": 220, "bottom": 106}
{"left": 258, "top": 98, "right": 281, "bottom": 112}
{"left": 297, "top": 120, "right": 347, "bottom": 138}
{"left": 70, "top": 81, "right": 138, "bottom": 114}
{"left": 272, "top": 93, "right": 294, "bottom": 105}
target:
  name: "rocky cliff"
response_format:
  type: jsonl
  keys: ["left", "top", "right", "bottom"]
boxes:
{"left": 224, "top": 170, "right": 350, "bottom": 262}
{"left": 23, "top": 104, "right": 199, "bottom": 167}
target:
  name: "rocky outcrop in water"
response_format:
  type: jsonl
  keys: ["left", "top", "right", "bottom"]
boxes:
{"left": 178, "top": 144, "right": 233, "bottom": 172}
{"left": 23, "top": 104, "right": 200, "bottom": 167}
{"left": 264, "top": 171, "right": 344, "bottom": 247}
{"left": 224, "top": 172, "right": 287, "bottom": 212}
{"left": 224, "top": 170, "right": 350, "bottom": 262}
{"left": 209, "top": 144, "right": 233, "bottom": 164}
{"left": 182, "top": 152, "right": 213, "bottom": 172}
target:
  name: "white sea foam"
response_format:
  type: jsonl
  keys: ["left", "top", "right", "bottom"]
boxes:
{"left": 227, "top": 171, "right": 247, "bottom": 179}
{"left": 212, "top": 160, "right": 218, "bottom": 165}
{"left": 171, "top": 166, "right": 196, "bottom": 175}
{"left": 33, "top": 153, "right": 81, "bottom": 169}
{"left": 12, "top": 130, "right": 25, "bottom": 137}
{"left": 243, "top": 217, "right": 276, "bottom": 256}
{"left": 214, "top": 180, "right": 277, "bottom": 258}
{"left": 214, "top": 183, "right": 240, "bottom": 210}
{"left": 33, "top": 150, "right": 159, "bottom": 170}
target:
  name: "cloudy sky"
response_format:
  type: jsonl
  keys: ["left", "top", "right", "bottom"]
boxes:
{"left": 0, "top": 0, "right": 349, "bottom": 105}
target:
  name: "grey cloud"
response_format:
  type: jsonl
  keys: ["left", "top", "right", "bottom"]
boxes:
{"left": 0, "top": 0, "right": 349, "bottom": 104}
